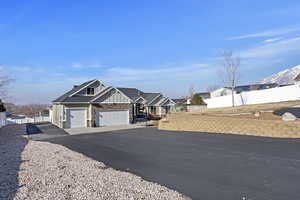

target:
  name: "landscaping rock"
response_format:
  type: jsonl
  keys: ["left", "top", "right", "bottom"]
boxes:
{"left": 282, "top": 112, "right": 297, "bottom": 121}
{"left": 1, "top": 124, "right": 189, "bottom": 200}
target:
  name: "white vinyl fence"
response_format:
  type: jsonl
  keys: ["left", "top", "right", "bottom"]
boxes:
{"left": 186, "top": 105, "right": 207, "bottom": 112}
{"left": 6, "top": 116, "right": 50, "bottom": 125}
{"left": 0, "top": 112, "right": 6, "bottom": 128}
{"left": 205, "top": 84, "right": 300, "bottom": 108}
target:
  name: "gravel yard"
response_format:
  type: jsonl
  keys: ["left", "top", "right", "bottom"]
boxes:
{"left": 0, "top": 125, "right": 189, "bottom": 200}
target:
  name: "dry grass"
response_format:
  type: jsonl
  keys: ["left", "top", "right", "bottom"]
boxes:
{"left": 160, "top": 100, "right": 300, "bottom": 138}
{"left": 196, "top": 100, "right": 300, "bottom": 115}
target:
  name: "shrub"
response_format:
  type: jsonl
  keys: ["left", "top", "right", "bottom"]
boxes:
{"left": 191, "top": 94, "right": 205, "bottom": 105}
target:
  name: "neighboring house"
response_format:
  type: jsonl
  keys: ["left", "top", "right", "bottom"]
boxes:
{"left": 233, "top": 83, "right": 278, "bottom": 93}
{"left": 51, "top": 79, "right": 175, "bottom": 128}
{"left": 210, "top": 83, "right": 278, "bottom": 98}
{"left": 172, "top": 98, "right": 187, "bottom": 105}
{"left": 295, "top": 73, "right": 300, "bottom": 84}
{"left": 172, "top": 98, "right": 188, "bottom": 112}
{"left": 210, "top": 87, "right": 233, "bottom": 98}
{"left": 196, "top": 92, "right": 211, "bottom": 99}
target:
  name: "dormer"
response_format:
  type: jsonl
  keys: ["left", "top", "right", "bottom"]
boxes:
{"left": 69, "top": 80, "right": 106, "bottom": 97}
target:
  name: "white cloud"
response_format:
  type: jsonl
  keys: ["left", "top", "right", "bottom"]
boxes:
{"left": 0, "top": 65, "right": 35, "bottom": 73}
{"left": 263, "top": 37, "right": 282, "bottom": 43}
{"left": 240, "top": 37, "right": 300, "bottom": 59}
{"left": 228, "top": 26, "right": 300, "bottom": 40}
{"left": 71, "top": 63, "right": 102, "bottom": 69}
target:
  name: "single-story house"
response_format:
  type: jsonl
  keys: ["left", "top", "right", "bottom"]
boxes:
{"left": 172, "top": 98, "right": 188, "bottom": 112}
{"left": 51, "top": 79, "right": 175, "bottom": 128}
{"left": 196, "top": 92, "right": 211, "bottom": 99}
{"left": 210, "top": 87, "right": 233, "bottom": 98}
{"left": 233, "top": 83, "right": 278, "bottom": 93}
{"left": 172, "top": 98, "right": 188, "bottom": 105}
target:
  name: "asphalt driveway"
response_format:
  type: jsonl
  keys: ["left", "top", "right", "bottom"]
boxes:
{"left": 41, "top": 128, "right": 300, "bottom": 200}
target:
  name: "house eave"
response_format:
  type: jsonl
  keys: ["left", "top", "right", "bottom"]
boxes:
{"left": 147, "top": 93, "right": 162, "bottom": 105}
{"left": 53, "top": 102, "right": 90, "bottom": 104}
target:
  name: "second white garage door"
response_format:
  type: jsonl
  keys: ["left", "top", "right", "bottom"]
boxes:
{"left": 96, "top": 110, "right": 129, "bottom": 126}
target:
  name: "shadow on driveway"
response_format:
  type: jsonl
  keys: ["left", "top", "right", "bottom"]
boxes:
{"left": 27, "top": 123, "right": 69, "bottom": 140}
{"left": 0, "top": 124, "right": 28, "bottom": 200}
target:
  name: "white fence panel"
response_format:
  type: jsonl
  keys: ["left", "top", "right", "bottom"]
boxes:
{"left": 6, "top": 116, "right": 50, "bottom": 124}
{"left": 205, "top": 84, "right": 300, "bottom": 108}
{"left": 0, "top": 112, "right": 6, "bottom": 128}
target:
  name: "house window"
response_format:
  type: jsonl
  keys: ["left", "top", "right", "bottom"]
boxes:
{"left": 87, "top": 87, "right": 95, "bottom": 95}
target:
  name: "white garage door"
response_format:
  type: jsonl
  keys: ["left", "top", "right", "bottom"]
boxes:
{"left": 67, "top": 108, "right": 87, "bottom": 128}
{"left": 96, "top": 110, "right": 129, "bottom": 126}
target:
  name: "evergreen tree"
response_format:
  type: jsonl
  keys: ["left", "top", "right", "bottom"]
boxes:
{"left": 191, "top": 94, "right": 205, "bottom": 105}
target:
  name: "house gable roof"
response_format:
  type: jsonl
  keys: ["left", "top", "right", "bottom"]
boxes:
{"left": 172, "top": 98, "right": 186, "bottom": 104}
{"left": 196, "top": 92, "right": 211, "bottom": 99}
{"left": 117, "top": 87, "right": 143, "bottom": 101}
{"left": 68, "top": 79, "right": 99, "bottom": 97}
{"left": 148, "top": 94, "right": 164, "bottom": 106}
{"left": 161, "top": 98, "right": 175, "bottom": 106}
{"left": 53, "top": 79, "right": 96, "bottom": 103}
{"left": 135, "top": 96, "right": 147, "bottom": 103}
{"left": 90, "top": 86, "right": 113, "bottom": 102}
{"left": 53, "top": 80, "right": 172, "bottom": 105}
{"left": 91, "top": 87, "right": 132, "bottom": 103}
{"left": 141, "top": 93, "right": 161, "bottom": 104}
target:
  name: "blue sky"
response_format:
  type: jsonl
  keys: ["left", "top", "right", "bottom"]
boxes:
{"left": 1, "top": 0, "right": 300, "bottom": 104}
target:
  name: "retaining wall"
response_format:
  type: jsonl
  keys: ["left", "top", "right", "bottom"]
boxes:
{"left": 159, "top": 113, "right": 300, "bottom": 138}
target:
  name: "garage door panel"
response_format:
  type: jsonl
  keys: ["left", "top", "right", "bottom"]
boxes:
{"left": 67, "top": 109, "right": 86, "bottom": 128}
{"left": 96, "top": 110, "right": 129, "bottom": 126}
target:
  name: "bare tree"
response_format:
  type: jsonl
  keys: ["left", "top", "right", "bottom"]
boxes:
{"left": 188, "top": 86, "right": 195, "bottom": 98}
{"left": 14, "top": 104, "right": 49, "bottom": 117}
{"left": 0, "top": 75, "right": 13, "bottom": 100}
{"left": 220, "top": 51, "right": 240, "bottom": 107}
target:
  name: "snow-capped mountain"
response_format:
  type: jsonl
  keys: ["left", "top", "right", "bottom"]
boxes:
{"left": 258, "top": 65, "right": 300, "bottom": 85}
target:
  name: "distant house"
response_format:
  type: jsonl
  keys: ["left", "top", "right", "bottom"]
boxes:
{"left": 295, "top": 73, "right": 300, "bottom": 84}
{"left": 172, "top": 98, "right": 188, "bottom": 112}
{"left": 172, "top": 98, "right": 187, "bottom": 105}
{"left": 210, "top": 83, "right": 278, "bottom": 98}
{"left": 210, "top": 88, "right": 233, "bottom": 98}
{"left": 233, "top": 83, "right": 278, "bottom": 93}
{"left": 196, "top": 92, "right": 211, "bottom": 99}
